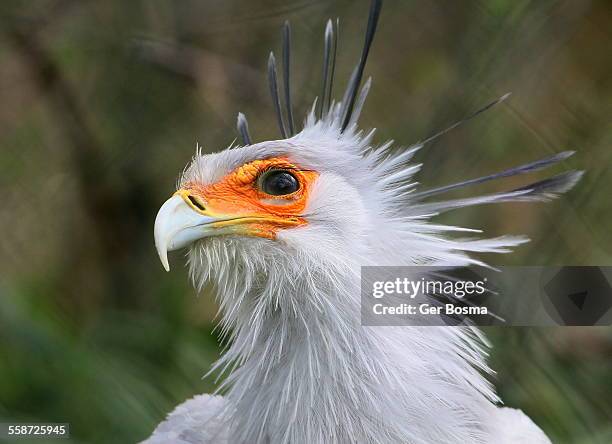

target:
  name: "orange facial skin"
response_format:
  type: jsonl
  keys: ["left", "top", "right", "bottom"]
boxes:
{"left": 178, "top": 157, "right": 318, "bottom": 239}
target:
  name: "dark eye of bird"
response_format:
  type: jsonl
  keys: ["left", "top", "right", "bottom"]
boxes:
{"left": 260, "top": 170, "right": 299, "bottom": 196}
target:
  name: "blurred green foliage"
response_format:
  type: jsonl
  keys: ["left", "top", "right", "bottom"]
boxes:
{"left": 0, "top": 0, "right": 611, "bottom": 443}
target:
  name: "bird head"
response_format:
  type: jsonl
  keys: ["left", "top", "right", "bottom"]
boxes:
{"left": 153, "top": 122, "right": 375, "bottom": 272}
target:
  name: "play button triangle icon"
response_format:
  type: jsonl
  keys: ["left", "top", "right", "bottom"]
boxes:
{"left": 567, "top": 290, "right": 587, "bottom": 310}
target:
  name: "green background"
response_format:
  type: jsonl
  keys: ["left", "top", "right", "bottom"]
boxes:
{"left": 1, "top": 0, "right": 611, "bottom": 442}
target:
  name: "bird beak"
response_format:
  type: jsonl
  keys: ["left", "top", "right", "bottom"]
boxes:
{"left": 154, "top": 193, "right": 219, "bottom": 272}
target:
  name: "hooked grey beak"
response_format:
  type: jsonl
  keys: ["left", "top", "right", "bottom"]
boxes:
{"left": 153, "top": 194, "right": 218, "bottom": 271}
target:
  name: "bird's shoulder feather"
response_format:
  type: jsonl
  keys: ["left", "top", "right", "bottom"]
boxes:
{"left": 141, "top": 394, "right": 230, "bottom": 444}
{"left": 489, "top": 407, "right": 552, "bottom": 444}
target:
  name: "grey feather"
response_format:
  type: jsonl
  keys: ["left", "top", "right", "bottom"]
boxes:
{"left": 413, "top": 150, "right": 575, "bottom": 200}
{"left": 339, "top": 66, "right": 359, "bottom": 126}
{"left": 340, "top": 0, "right": 382, "bottom": 132}
{"left": 410, "top": 170, "right": 583, "bottom": 215}
{"left": 320, "top": 20, "right": 333, "bottom": 119}
{"left": 510, "top": 170, "right": 584, "bottom": 198}
{"left": 420, "top": 93, "right": 511, "bottom": 146}
{"left": 282, "top": 21, "right": 295, "bottom": 135}
{"left": 347, "top": 77, "right": 372, "bottom": 129}
{"left": 236, "top": 112, "right": 252, "bottom": 145}
{"left": 267, "top": 52, "right": 287, "bottom": 138}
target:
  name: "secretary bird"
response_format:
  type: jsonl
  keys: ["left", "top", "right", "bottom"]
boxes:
{"left": 148, "top": 1, "right": 581, "bottom": 442}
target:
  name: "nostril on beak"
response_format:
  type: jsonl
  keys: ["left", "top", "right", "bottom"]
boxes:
{"left": 187, "top": 194, "right": 206, "bottom": 211}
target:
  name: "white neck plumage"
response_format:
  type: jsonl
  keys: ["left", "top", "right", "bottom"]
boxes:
{"left": 194, "top": 236, "right": 498, "bottom": 444}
